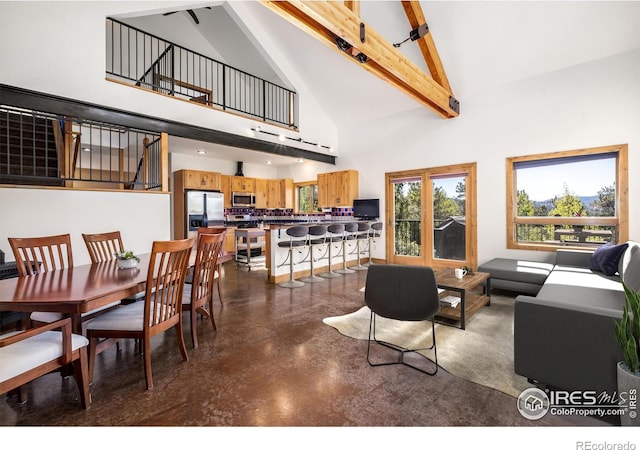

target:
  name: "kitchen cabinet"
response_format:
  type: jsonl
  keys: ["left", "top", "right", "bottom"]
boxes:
{"left": 231, "top": 176, "right": 256, "bottom": 193}
{"left": 221, "top": 175, "right": 232, "bottom": 208}
{"left": 223, "top": 227, "right": 236, "bottom": 254}
{"left": 182, "top": 170, "right": 221, "bottom": 190}
{"left": 255, "top": 178, "right": 269, "bottom": 208}
{"left": 317, "top": 170, "right": 358, "bottom": 207}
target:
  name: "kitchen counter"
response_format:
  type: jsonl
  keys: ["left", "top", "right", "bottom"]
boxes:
{"left": 235, "top": 228, "right": 266, "bottom": 270}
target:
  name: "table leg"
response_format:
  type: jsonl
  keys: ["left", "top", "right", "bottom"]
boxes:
{"left": 486, "top": 277, "right": 491, "bottom": 306}
{"left": 460, "top": 290, "right": 466, "bottom": 330}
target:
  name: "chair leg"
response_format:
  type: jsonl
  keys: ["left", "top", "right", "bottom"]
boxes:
{"left": 319, "top": 242, "right": 342, "bottom": 278}
{"left": 190, "top": 307, "right": 199, "bottom": 349}
{"left": 279, "top": 248, "right": 305, "bottom": 288}
{"left": 352, "top": 239, "right": 368, "bottom": 271}
{"left": 366, "top": 312, "right": 438, "bottom": 376}
{"left": 176, "top": 322, "right": 189, "bottom": 363}
{"left": 88, "top": 336, "right": 98, "bottom": 384}
{"left": 336, "top": 240, "right": 355, "bottom": 274}
{"left": 72, "top": 347, "right": 91, "bottom": 409}
{"left": 143, "top": 338, "right": 153, "bottom": 390}
{"left": 216, "top": 278, "right": 223, "bottom": 305}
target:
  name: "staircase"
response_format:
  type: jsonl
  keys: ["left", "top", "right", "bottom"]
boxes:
{"left": 0, "top": 109, "right": 63, "bottom": 186}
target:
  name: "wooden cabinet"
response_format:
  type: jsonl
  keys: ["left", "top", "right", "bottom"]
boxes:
{"left": 220, "top": 175, "right": 231, "bottom": 208}
{"left": 255, "top": 178, "right": 269, "bottom": 208}
{"left": 183, "top": 170, "right": 221, "bottom": 190}
{"left": 223, "top": 227, "right": 235, "bottom": 254}
{"left": 231, "top": 176, "right": 255, "bottom": 193}
{"left": 317, "top": 170, "right": 358, "bottom": 207}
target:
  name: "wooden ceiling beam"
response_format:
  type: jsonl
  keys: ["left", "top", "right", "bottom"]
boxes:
{"left": 344, "top": 1, "right": 360, "bottom": 17}
{"left": 259, "top": 0, "right": 458, "bottom": 119}
{"left": 400, "top": 0, "right": 451, "bottom": 93}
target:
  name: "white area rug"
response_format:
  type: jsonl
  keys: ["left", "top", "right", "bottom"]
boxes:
{"left": 323, "top": 294, "right": 531, "bottom": 398}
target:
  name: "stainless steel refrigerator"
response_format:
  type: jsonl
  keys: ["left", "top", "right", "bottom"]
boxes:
{"left": 185, "top": 190, "right": 224, "bottom": 238}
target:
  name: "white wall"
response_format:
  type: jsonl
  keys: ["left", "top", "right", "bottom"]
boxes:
{"left": 0, "top": 188, "right": 171, "bottom": 266}
{"left": 339, "top": 49, "right": 640, "bottom": 264}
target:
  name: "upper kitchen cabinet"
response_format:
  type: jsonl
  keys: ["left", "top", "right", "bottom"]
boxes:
{"left": 231, "top": 176, "right": 256, "bottom": 193}
{"left": 220, "top": 175, "right": 232, "bottom": 208}
{"left": 255, "top": 178, "right": 269, "bottom": 209}
{"left": 317, "top": 170, "right": 359, "bottom": 207}
{"left": 180, "top": 169, "right": 221, "bottom": 191}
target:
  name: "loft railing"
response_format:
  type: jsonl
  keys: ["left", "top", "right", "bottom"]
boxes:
{"left": 106, "top": 18, "right": 298, "bottom": 129}
{"left": 0, "top": 105, "right": 165, "bottom": 191}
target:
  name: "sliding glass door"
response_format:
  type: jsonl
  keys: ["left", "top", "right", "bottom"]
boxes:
{"left": 386, "top": 163, "right": 477, "bottom": 269}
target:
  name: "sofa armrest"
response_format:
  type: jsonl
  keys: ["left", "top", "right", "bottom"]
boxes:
{"left": 554, "top": 249, "right": 593, "bottom": 268}
{"left": 514, "top": 295, "right": 622, "bottom": 394}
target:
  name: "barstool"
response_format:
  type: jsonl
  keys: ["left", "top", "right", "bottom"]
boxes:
{"left": 319, "top": 224, "right": 344, "bottom": 278}
{"left": 365, "top": 222, "right": 383, "bottom": 266}
{"left": 351, "top": 222, "right": 370, "bottom": 271}
{"left": 300, "top": 225, "right": 327, "bottom": 283}
{"left": 277, "top": 225, "right": 309, "bottom": 288}
{"left": 336, "top": 222, "right": 358, "bottom": 275}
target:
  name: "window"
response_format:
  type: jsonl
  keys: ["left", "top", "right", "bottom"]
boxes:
{"left": 296, "top": 182, "right": 318, "bottom": 213}
{"left": 507, "top": 144, "right": 628, "bottom": 250}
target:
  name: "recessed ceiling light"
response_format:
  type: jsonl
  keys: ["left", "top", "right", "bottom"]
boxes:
{"left": 297, "top": 159, "right": 304, "bottom": 163}
{"left": 329, "top": 147, "right": 335, "bottom": 153}
{"left": 279, "top": 134, "right": 286, "bottom": 142}
{"left": 197, "top": 150, "right": 207, "bottom": 154}
{"left": 83, "top": 147, "right": 91, "bottom": 152}
{"left": 266, "top": 160, "right": 272, "bottom": 165}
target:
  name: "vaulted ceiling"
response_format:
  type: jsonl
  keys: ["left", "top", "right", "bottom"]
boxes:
{"left": 124, "top": 1, "right": 640, "bottom": 165}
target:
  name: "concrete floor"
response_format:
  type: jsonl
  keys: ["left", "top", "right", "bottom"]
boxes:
{"left": 1, "top": 262, "right": 609, "bottom": 432}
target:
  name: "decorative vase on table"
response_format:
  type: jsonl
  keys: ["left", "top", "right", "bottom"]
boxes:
{"left": 117, "top": 258, "right": 137, "bottom": 270}
{"left": 614, "top": 282, "right": 640, "bottom": 426}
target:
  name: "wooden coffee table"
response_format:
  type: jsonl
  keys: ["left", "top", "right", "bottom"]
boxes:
{"left": 435, "top": 268, "right": 491, "bottom": 330}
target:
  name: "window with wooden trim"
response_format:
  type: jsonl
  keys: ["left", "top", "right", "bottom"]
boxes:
{"left": 506, "top": 144, "right": 628, "bottom": 251}
{"left": 295, "top": 181, "right": 318, "bottom": 213}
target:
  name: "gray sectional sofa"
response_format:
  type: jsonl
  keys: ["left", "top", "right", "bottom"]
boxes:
{"left": 514, "top": 241, "right": 640, "bottom": 395}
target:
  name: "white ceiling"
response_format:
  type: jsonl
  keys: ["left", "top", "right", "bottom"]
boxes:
{"left": 142, "top": 1, "right": 640, "bottom": 166}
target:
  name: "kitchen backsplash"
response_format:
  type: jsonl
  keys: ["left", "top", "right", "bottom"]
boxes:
{"left": 225, "top": 207, "right": 353, "bottom": 218}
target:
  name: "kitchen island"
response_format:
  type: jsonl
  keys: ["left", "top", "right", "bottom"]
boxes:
{"left": 264, "top": 221, "right": 374, "bottom": 284}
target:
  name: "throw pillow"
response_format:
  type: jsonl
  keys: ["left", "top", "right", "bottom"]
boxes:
{"left": 590, "top": 242, "right": 629, "bottom": 276}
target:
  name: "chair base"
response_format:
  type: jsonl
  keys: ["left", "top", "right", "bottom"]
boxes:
{"left": 318, "top": 271, "right": 342, "bottom": 278}
{"left": 335, "top": 267, "right": 355, "bottom": 274}
{"left": 300, "top": 274, "right": 324, "bottom": 283}
{"left": 279, "top": 279, "right": 305, "bottom": 288}
{"left": 366, "top": 313, "right": 438, "bottom": 376}
{"left": 352, "top": 264, "right": 368, "bottom": 271}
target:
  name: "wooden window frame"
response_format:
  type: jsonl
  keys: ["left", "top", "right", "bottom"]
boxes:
{"left": 294, "top": 180, "right": 318, "bottom": 213}
{"left": 506, "top": 144, "right": 628, "bottom": 251}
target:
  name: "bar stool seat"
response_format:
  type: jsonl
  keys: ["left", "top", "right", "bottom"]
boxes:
{"left": 277, "top": 225, "right": 309, "bottom": 288}
{"left": 336, "top": 222, "right": 358, "bottom": 275}
{"left": 319, "top": 224, "right": 344, "bottom": 278}
{"left": 300, "top": 225, "right": 327, "bottom": 283}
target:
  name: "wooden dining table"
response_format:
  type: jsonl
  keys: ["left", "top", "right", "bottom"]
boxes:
{"left": 0, "top": 254, "right": 152, "bottom": 334}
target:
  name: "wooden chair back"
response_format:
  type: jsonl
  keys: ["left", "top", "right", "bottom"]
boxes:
{"left": 144, "top": 238, "right": 194, "bottom": 332}
{"left": 82, "top": 231, "right": 125, "bottom": 263}
{"left": 191, "top": 232, "right": 225, "bottom": 308}
{"left": 8, "top": 234, "right": 73, "bottom": 276}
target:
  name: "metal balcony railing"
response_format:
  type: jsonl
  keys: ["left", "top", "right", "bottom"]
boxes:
{"left": 106, "top": 18, "right": 298, "bottom": 129}
{"left": 0, "top": 105, "right": 164, "bottom": 190}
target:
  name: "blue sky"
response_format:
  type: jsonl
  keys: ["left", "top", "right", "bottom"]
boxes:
{"left": 516, "top": 159, "right": 615, "bottom": 201}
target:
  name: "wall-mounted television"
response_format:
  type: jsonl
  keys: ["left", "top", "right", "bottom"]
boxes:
{"left": 353, "top": 198, "right": 380, "bottom": 220}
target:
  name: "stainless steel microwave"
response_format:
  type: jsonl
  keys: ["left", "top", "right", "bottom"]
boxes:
{"left": 232, "top": 192, "right": 256, "bottom": 207}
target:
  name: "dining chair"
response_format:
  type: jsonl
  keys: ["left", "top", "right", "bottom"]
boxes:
{"left": 8, "top": 234, "right": 74, "bottom": 326}
{"left": 364, "top": 264, "right": 440, "bottom": 375}
{"left": 196, "top": 227, "right": 227, "bottom": 305}
{"left": 82, "top": 230, "right": 144, "bottom": 303}
{"left": 182, "top": 232, "right": 225, "bottom": 349}
{"left": 82, "top": 231, "right": 125, "bottom": 263}
{"left": 0, "top": 317, "right": 91, "bottom": 409}
{"left": 85, "top": 237, "right": 195, "bottom": 390}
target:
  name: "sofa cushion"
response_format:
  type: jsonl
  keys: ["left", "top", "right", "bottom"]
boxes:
{"left": 537, "top": 266, "right": 624, "bottom": 313}
{"left": 477, "top": 258, "right": 553, "bottom": 285}
{"left": 589, "top": 242, "right": 628, "bottom": 276}
{"left": 620, "top": 241, "right": 640, "bottom": 292}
